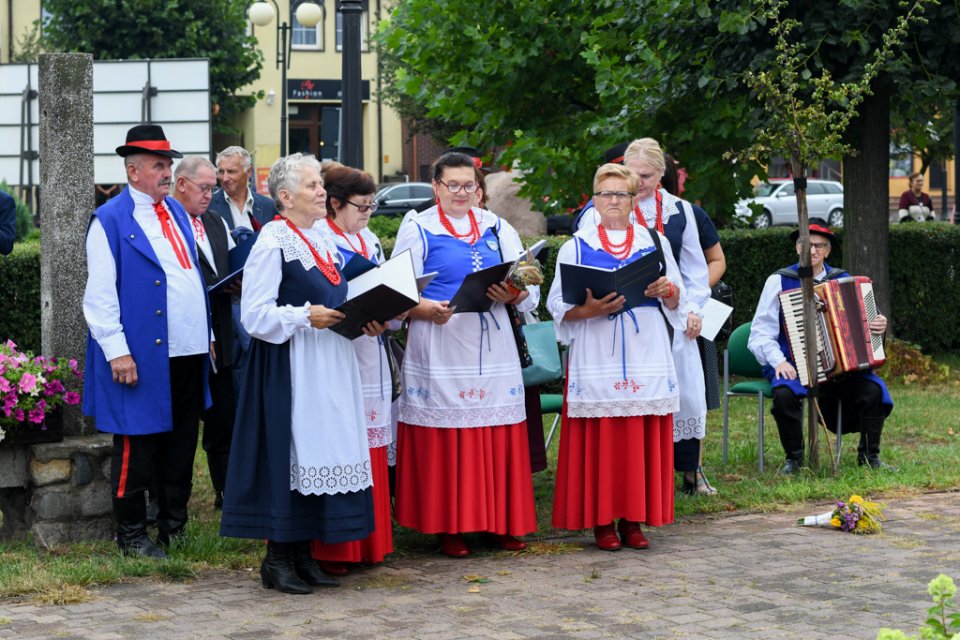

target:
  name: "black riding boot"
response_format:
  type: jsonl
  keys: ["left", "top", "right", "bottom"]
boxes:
{"left": 291, "top": 541, "right": 340, "bottom": 587}
{"left": 857, "top": 417, "right": 896, "bottom": 470}
{"left": 156, "top": 483, "right": 191, "bottom": 548}
{"left": 260, "top": 541, "right": 312, "bottom": 594}
{"left": 114, "top": 496, "right": 167, "bottom": 559}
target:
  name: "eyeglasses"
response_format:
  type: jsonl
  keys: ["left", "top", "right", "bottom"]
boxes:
{"left": 437, "top": 180, "right": 479, "bottom": 194}
{"left": 182, "top": 176, "right": 215, "bottom": 195}
{"left": 594, "top": 191, "right": 636, "bottom": 201}
{"left": 810, "top": 242, "right": 830, "bottom": 251}
{"left": 345, "top": 199, "right": 378, "bottom": 214}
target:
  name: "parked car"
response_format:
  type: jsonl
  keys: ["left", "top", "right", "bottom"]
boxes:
{"left": 373, "top": 182, "right": 434, "bottom": 217}
{"left": 734, "top": 178, "right": 844, "bottom": 228}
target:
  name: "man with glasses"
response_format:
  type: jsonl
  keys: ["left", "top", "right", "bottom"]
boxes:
{"left": 173, "top": 157, "right": 237, "bottom": 509}
{"left": 748, "top": 218, "right": 894, "bottom": 475}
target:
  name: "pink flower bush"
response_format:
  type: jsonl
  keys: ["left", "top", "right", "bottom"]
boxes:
{"left": 0, "top": 341, "right": 83, "bottom": 443}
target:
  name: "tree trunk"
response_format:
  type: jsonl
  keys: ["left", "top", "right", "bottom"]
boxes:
{"left": 843, "top": 80, "right": 892, "bottom": 327}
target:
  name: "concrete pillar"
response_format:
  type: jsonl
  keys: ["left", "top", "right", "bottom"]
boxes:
{"left": 38, "top": 53, "right": 94, "bottom": 436}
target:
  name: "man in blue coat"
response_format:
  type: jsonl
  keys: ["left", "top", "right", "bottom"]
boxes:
{"left": 82, "top": 125, "right": 211, "bottom": 557}
{"left": 748, "top": 218, "right": 894, "bottom": 474}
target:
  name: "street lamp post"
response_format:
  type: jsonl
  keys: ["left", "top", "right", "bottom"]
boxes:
{"left": 249, "top": 0, "right": 323, "bottom": 158}
{"left": 339, "top": 0, "right": 363, "bottom": 169}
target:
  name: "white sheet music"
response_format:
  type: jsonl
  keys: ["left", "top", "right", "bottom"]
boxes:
{"left": 700, "top": 298, "right": 734, "bottom": 342}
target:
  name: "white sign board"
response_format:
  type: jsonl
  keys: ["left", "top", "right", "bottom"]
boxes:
{"left": 0, "top": 58, "right": 211, "bottom": 187}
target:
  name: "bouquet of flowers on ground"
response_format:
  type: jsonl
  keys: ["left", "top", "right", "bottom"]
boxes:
{"left": 798, "top": 495, "right": 886, "bottom": 534}
{"left": 0, "top": 340, "right": 83, "bottom": 443}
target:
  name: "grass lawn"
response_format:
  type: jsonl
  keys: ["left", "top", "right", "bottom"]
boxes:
{"left": 1, "top": 378, "right": 958, "bottom": 602}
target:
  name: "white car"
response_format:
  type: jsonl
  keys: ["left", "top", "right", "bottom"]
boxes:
{"left": 734, "top": 179, "right": 844, "bottom": 228}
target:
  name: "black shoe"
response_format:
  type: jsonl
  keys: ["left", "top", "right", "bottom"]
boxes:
{"left": 260, "top": 541, "right": 312, "bottom": 594}
{"left": 114, "top": 496, "right": 167, "bottom": 559}
{"left": 779, "top": 458, "right": 803, "bottom": 475}
{"left": 291, "top": 542, "right": 340, "bottom": 588}
{"left": 858, "top": 454, "right": 898, "bottom": 471}
{"left": 120, "top": 534, "right": 168, "bottom": 559}
{"left": 680, "top": 471, "right": 696, "bottom": 495}
{"left": 214, "top": 491, "right": 224, "bottom": 510}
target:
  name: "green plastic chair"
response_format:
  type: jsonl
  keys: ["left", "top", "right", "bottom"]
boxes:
{"left": 722, "top": 322, "right": 773, "bottom": 471}
{"left": 541, "top": 393, "right": 564, "bottom": 451}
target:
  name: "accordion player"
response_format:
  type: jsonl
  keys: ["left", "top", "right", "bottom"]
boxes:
{"left": 747, "top": 218, "right": 895, "bottom": 474}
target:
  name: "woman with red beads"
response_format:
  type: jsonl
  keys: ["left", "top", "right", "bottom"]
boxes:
{"left": 391, "top": 151, "right": 539, "bottom": 557}
{"left": 547, "top": 163, "right": 683, "bottom": 551}
{"left": 310, "top": 164, "right": 394, "bottom": 576}
{"left": 220, "top": 153, "right": 381, "bottom": 594}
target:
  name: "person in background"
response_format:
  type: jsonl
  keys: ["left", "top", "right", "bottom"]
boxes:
{"left": 748, "top": 218, "right": 894, "bottom": 474}
{"left": 207, "top": 146, "right": 280, "bottom": 401}
{"left": 220, "top": 153, "right": 378, "bottom": 595}
{"left": 391, "top": 151, "right": 539, "bottom": 558}
{"left": 311, "top": 164, "right": 394, "bottom": 576}
{"left": 548, "top": 163, "right": 682, "bottom": 551}
{"left": 0, "top": 190, "right": 16, "bottom": 255}
{"left": 82, "top": 125, "right": 210, "bottom": 558}
{"left": 662, "top": 152, "right": 726, "bottom": 495}
{"left": 172, "top": 156, "right": 237, "bottom": 510}
{"left": 898, "top": 172, "right": 934, "bottom": 223}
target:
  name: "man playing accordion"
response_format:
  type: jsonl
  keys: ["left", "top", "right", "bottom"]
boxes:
{"left": 748, "top": 218, "right": 894, "bottom": 475}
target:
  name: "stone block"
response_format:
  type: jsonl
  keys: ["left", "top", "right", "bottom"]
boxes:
{"left": 31, "top": 434, "right": 112, "bottom": 463}
{"left": 72, "top": 452, "right": 94, "bottom": 485}
{"left": 101, "top": 458, "right": 112, "bottom": 481}
{"left": 30, "top": 514, "right": 113, "bottom": 549}
{"left": 30, "top": 487, "right": 78, "bottom": 520}
{"left": 0, "top": 447, "right": 28, "bottom": 487}
{"left": 79, "top": 482, "right": 112, "bottom": 517}
{"left": 29, "top": 458, "right": 72, "bottom": 486}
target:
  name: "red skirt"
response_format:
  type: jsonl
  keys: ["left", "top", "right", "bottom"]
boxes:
{"left": 311, "top": 446, "right": 393, "bottom": 564}
{"left": 552, "top": 411, "right": 674, "bottom": 530}
{"left": 394, "top": 421, "right": 537, "bottom": 536}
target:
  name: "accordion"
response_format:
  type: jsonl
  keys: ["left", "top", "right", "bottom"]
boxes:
{"left": 779, "top": 276, "right": 886, "bottom": 387}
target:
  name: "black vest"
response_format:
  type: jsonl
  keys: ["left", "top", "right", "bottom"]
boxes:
{"left": 199, "top": 212, "right": 235, "bottom": 367}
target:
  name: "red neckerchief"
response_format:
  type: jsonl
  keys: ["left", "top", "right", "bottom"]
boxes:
{"left": 154, "top": 201, "right": 192, "bottom": 269}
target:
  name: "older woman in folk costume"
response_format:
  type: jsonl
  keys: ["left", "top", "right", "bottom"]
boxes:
{"left": 391, "top": 151, "right": 540, "bottom": 558}
{"left": 548, "top": 163, "right": 683, "bottom": 550}
{"left": 220, "top": 153, "right": 380, "bottom": 595}
{"left": 574, "top": 140, "right": 714, "bottom": 494}
{"left": 310, "top": 165, "right": 394, "bottom": 575}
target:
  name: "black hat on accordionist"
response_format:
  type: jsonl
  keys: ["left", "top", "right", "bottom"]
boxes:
{"left": 790, "top": 217, "right": 838, "bottom": 250}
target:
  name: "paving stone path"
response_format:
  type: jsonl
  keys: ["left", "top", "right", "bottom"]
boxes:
{"left": 1, "top": 491, "right": 958, "bottom": 639}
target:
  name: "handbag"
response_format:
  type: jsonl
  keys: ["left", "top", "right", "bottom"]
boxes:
{"left": 521, "top": 321, "right": 563, "bottom": 386}
{"left": 711, "top": 280, "right": 733, "bottom": 342}
{"left": 383, "top": 330, "right": 405, "bottom": 402}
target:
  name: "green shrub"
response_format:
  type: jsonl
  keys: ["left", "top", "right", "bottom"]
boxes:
{"left": 0, "top": 240, "right": 41, "bottom": 352}
{"left": 3, "top": 223, "right": 958, "bottom": 355}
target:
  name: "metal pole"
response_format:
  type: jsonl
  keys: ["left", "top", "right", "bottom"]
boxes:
{"left": 280, "top": 19, "right": 288, "bottom": 158}
{"left": 340, "top": 0, "right": 363, "bottom": 169}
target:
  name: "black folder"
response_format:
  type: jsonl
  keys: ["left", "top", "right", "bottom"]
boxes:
{"left": 560, "top": 251, "right": 663, "bottom": 309}
{"left": 207, "top": 235, "right": 259, "bottom": 294}
{"left": 330, "top": 250, "right": 421, "bottom": 339}
{"left": 449, "top": 260, "right": 516, "bottom": 314}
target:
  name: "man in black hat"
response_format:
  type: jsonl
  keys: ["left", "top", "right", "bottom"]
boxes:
{"left": 747, "top": 218, "right": 894, "bottom": 474}
{"left": 82, "top": 124, "right": 212, "bottom": 557}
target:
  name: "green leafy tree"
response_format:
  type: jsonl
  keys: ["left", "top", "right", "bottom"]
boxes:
{"left": 40, "top": 0, "right": 263, "bottom": 134}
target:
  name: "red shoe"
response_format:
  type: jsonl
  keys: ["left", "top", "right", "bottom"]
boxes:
{"left": 617, "top": 520, "right": 650, "bottom": 549}
{"left": 318, "top": 560, "right": 350, "bottom": 576}
{"left": 491, "top": 534, "right": 527, "bottom": 551}
{"left": 593, "top": 523, "right": 621, "bottom": 551}
{"left": 438, "top": 533, "right": 470, "bottom": 558}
